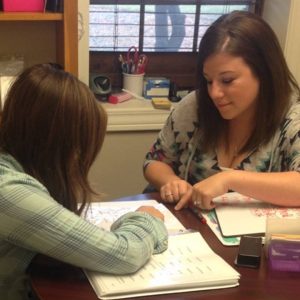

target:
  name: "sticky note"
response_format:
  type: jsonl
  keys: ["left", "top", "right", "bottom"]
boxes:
{"left": 151, "top": 97, "right": 172, "bottom": 110}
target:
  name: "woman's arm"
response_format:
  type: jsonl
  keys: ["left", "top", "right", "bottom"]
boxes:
{"left": 144, "top": 92, "right": 198, "bottom": 203}
{"left": 175, "top": 170, "right": 300, "bottom": 210}
{"left": 145, "top": 161, "right": 193, "bottom": 203}
{"left": 226, "top": 170, "right": 300, "bottom": 206}
{"left": 144, "top": 161, "right": 180, "bottom": 190}
{"left": 0, "top": 179, "right": 168, "bottom": 275}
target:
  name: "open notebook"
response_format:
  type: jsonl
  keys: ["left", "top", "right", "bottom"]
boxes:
{"left": 85, "top": 232, "right": 240, "bottom": 300}
{"left": 84, "top": 200, "right": 240, "bottom": 299}
{"left": 84, "top": 199, "right": 186, "bottom": 235}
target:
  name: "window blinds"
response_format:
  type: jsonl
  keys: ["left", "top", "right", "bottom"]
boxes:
{"left": 90, "top": 0, "right": 263, "bottom": 52}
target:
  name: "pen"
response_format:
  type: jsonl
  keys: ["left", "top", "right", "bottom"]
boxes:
{"left": 122, "top": 88, "right": 144, "bottom": 100}
{"left": 189, "top": 206, "right": 207, "bottom": 224}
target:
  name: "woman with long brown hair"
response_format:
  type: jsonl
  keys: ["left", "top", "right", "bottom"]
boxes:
{"left": 144, "top": 11, "right": 300, "bottom": 210}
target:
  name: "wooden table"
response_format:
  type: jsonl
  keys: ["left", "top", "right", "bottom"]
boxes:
{"left": 29, "top": 193, "right": 300, "bottom": 299}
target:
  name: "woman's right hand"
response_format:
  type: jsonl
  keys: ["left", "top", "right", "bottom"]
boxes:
{"left": 136, "top": 206, "right": 164, "bottom": 221}
{"left": 160, "top": 179, "right": 193, "bottom": 205}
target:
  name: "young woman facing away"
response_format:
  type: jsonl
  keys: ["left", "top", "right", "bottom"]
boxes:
{"left": 0, "top": 64, "right": 168, "bottom": 300}
{"left": 144, "top": 11, "right": 300, "bottom": 211}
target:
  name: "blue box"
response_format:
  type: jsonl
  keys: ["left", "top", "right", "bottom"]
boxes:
{"left": 143, "top": 77, "right": 170, "bottom": 100}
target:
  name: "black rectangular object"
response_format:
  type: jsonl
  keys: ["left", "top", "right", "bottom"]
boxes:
{"left": 235, "top": 235, "right": 262, "bottom": 268}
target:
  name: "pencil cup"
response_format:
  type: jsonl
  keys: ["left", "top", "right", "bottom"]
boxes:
{"left": 123, "top": 73, "right": 144, "bottom": 97}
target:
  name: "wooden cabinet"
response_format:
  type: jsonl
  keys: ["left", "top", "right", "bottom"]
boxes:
{"left": 0, "top": 0, "right": 78, "bottom": 76}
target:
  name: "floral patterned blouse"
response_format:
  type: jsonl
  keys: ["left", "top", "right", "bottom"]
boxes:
{"left": 144, "top": 91, "right": 300, "bottom": 185}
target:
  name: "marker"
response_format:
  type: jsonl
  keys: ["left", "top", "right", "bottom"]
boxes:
{"left": 190, "top": 206, "right": 207, "bottom": 224}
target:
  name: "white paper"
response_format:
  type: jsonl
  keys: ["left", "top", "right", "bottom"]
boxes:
{"left": 84, "top": 199, "right": 186, "bottom": 235}
{"left": 85, "top": 232, "right": 240, "bottom": 299}
{"left": 0, "top": 76, "right": 15, "bottom": 108}
{"left": 214, "top": 192, "right": 300, "bottom": 237}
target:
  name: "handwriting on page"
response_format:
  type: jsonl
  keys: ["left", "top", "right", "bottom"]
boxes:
{"left": 93, "top": 232, "right": 239, "bottom": 294}
{"left": 84, "top": 200, "right": 185, "bottom": 234}
{"left": 214, "top": 192, "right": 300, "bottom": 218}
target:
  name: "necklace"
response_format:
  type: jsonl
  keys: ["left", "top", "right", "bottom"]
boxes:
{"left": 217, "top": 130, "right": 251, "bottom": 168}
{"left": 217, "top": 141, "right": 246, "bottom": 169}
{"left": 228, "top": 146, "right": 239, "bottom": 168}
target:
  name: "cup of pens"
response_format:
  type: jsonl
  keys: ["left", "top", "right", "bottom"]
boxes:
{"left": 119, "top": 46, "right": 148, "bottom": 98}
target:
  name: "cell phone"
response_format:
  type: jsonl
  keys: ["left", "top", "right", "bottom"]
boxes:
{"left": 235, "top": 235, "right": 262, "bottom": 268}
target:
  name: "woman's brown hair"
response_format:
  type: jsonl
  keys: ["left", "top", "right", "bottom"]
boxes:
{"left": 196, "top": 11, "right": 300, "bottom": 153}
{"left": 0, "top": 63, "right": 107, "bottom": 214}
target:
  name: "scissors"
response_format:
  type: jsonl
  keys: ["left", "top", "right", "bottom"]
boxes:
{"left": 125, "top": 46, "right": 148, "bottom": 74}
{"left": 136, "top": 54, "right": 148, "bottom": 74}
{"left": 126, "top": 46, "right": 140, "bottom": 74}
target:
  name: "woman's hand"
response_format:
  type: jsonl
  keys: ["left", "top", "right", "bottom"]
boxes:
{"left": 174, "top": 172, "right": 231, "bottom": 210}
{"left": 191, "top": 172, "right": 230, "bottom": 210}
{"left": 136, "top": 206, "right": 164, "bottom": 221}
{"left": 160, "top": 179, "right": 193, "bottom": 206}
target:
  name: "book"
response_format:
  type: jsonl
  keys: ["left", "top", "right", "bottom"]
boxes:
{"left": 85, "top": 232, "right": 240, "bottom": 299}
{"left": 45, "top": 0, "right": 63, "bottom": 12}
{"left": 84, "top": 200, "right": 240, "bottom": 299}
{"left": 214, "top": 192, "right": 300, "bottom": 237}
{"left": 203, "top": 210, "right": 240, "bottom": 246}
{"left": 84, "top": 199, "right": 186, "bottom": 235}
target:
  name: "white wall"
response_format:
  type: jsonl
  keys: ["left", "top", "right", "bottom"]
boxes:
{"left": 89, "top": 131, "right": 158, "bottom": 201}
{"left": 263, "top": 0, "right": 300, "bottom": 85}
{"left": 284, "top": 0, "right": 300, "bottom": 85}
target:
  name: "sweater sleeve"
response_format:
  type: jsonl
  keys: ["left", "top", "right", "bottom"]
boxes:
{"left": 277, "top": 102, "right": 300, "bottom": 172}
{"left": 0, "top": 173, "right": 168, "bottom": 275}
{"left": 144, "top": 91, "right": 198, "bottom": 173}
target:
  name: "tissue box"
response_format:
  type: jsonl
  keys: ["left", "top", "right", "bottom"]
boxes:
{"left": 144, "top": 77, "right": 170, "bottom": 100}
{"left": 3, "top": 0, "right": 45, "bottom": 12}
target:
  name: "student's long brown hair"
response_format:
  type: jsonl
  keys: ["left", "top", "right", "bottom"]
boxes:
{"left": 0, "top": 63, "right": 107, "bottom": 214}
{"left": 196, "top": 11, "right": 300, "bottom": 153}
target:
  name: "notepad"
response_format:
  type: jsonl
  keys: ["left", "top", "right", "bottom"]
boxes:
{"left": 214, "top": 192, "right": 300, "bottom": 237}
{"left": 85, "top": 232, "right": 240, "bottom": 300}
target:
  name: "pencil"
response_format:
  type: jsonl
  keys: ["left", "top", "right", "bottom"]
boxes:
{"left": 190, "top": 206, "right": 207, "bottom": 224}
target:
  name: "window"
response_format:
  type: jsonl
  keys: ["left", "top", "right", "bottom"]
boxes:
{"left": 90, "top": 0, "right": 264, "bottom": 52}
{"left": 89, "top": 0, "right": 263, "bottom": 90}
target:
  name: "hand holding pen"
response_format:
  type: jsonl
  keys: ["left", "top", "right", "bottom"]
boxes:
{"left": 189, "top": 205, "right": 207, "bottom": 224}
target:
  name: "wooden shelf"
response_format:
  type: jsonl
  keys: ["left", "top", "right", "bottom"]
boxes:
{"left": 0, "top": 12, "right": 63, "bottom": 21}
{"left": 0, "top": 1, "right": 78, "bottom": 76}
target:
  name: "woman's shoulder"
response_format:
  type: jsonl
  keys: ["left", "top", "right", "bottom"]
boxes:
{"left": 175, "top": 90, "right": 197, "bottom": 109}
{"left": 0, "top": 153, "right": 49, "bottom": 195}
{"left": 171, "top": 90, "right": 198, "bottom": 122}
